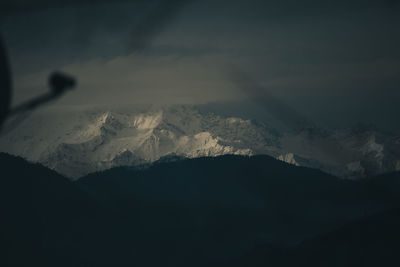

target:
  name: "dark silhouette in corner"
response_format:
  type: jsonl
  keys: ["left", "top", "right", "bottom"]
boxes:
{"left": 0, "top": 34, "right": 76, "bottom": 133}
{"left": 8, "top": 72, "right": 76, "bottom": 117}
{"left": 0, "top": 34, "right": 11, "bottom": 130}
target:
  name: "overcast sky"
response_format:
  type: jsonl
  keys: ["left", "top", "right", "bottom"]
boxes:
{"left": 1, "top": 0, "right": 399, "bottom": 131}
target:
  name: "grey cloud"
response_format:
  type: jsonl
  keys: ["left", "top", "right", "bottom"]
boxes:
{"left": 1, "top": 0, "right": 399, "bottom": 132}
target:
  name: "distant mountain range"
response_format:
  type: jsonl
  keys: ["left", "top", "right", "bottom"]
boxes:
{"left": 0, "top": 105, "right": 399, "bottom": 179}
{"left": 1, "top": 153, "right": 400, "bottom": 266}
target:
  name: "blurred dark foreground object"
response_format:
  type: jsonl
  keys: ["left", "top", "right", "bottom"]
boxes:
{"left": 49, "top": 72, "right": 76, "bottom": 96}
{"left": 0, "top": 0, "right": 194, "bottom": 132}
{"left": 0, "top": 35, "right": 11, "bottom": 130}
{"left": 0, "top": 34, "right": 76, "bottom": 132}
{"left": 8, "top": 72, "right": 76, "bottom": 117}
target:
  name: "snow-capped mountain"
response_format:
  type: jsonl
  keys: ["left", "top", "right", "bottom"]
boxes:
{"left": 0, "top": 106, "right": 280, "bottom": 178}
{"left": 0, "top": 105, "right": 398, "bottom": 179}
{"left": 279, "top": 127, "right": 400, "bottom": 178}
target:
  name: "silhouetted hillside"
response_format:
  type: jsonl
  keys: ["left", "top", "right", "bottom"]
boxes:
{"left": 1, "top": 153, "right": 400, "bottom": 266}
{"left": 216, "top": 172, "right": 400, "bottom": 267}
{"left": 0, "top": 153, "right": 131, "bottom": 266}
{"left": 77, "top": 155, "right": 400, "bottom": 265}
{"left": 293, "top": 207, "right": 400, "bottom": 267}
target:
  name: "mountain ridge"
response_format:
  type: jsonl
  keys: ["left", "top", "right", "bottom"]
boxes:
{"left": 1, "top": 152, "right": 400, "bottom": 266}
{"left": 0, "top": 105, "right": 399, "bottom": 179}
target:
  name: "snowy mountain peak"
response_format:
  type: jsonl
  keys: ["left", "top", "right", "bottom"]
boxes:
{"left": 277, "top": 153, "right": 300, "bottom": 166}
{"left": 0, "top": 105, "right": 398, "bottom": 179}
{"left": 133, "top": 111, "right": 163, "bottom": 130}
{"left": 0, "top": 106, "right": 269, "bottom": 179}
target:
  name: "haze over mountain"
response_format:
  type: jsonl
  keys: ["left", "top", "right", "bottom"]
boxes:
{"left": 0, "top": 105, "right": 399, "bottom": 179}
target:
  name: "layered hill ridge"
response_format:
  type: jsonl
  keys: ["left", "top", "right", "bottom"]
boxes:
{"left": 1, "top": 153, "right": 400, "bottom": 266}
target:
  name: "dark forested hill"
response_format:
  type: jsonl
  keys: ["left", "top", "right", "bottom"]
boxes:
{"left": 0, "top": 153, "right": 127, "bottom": 266}
{"left": 77, "top": 155, "right": 400, "bottom": 266}
{"left": 1, "top": 153, "right": 400, "bottom": 266}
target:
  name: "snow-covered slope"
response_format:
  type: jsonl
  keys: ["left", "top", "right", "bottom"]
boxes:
{"left": 279, "top": 128, "right": 400, "bottom": 178}
{"left": 0, "top": 105, "right": 398, "bottom": 179}
{"left": 0, "top": 106, "right": 280, "bottom": 178}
